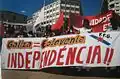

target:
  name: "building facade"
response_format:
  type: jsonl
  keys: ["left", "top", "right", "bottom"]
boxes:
{"left": 0, "top": 11, "right": 31, "bottom": 37}
{"left": 108, "top": 0, "right": 120, "bottom": 15}
{"left": 0, "top": 10, "right": 27, "bottom": 23}
{"left": 101, "top": 0, "right": 120, "bottom": 15}
{"left": 101, "top": 0, "right": 108, "bottom": 13}
{"left": 28, "top": 0, "right": 83, "bottom": 27}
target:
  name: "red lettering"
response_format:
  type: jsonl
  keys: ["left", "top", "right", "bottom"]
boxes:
{"left": 11, "top": 53, "right": 17, "bottom": 68}
{"left": 18, "top": 53, "right": 24, "bottom": 68}
{"left": 48, "top": 50, "right": 57, "bottom": 66}
{"left": 91, "top": 46, "right": 101, "bottom": 64}
{"left": 40, "top": 52, "right": 45, "bottom": 68}
{"left": 104, "top": 48, "right": 109, "bottom": 64}
{"left": 26, "top": 52, "right": 32, "bottom": 69}
{"left": 86, "top": 46, "right": 93, "bottom": 64}
{"left": 76, "top": 47, "right": 86, "bottom": 64}
{"left": 43, "top": 50, "right": 50, "bottom": 67}
{"left": 7, "top": 53, "right": 11, "bottom": 68}
{"left": 107, "top": 48, "right": 114, "bottom": 65}
{"left": 56, "top": 48, "right": 66, "bottom": 65}
{"left": 32, "top": 51, "right": 40, "bottom": 68}
{"left": 65, "top": 47, "right": 77, "bottom": 65}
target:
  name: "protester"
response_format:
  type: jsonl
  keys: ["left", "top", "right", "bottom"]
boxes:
{"left": 79, "top": 19, "right": 92, "bottom": 33}
{"left": 27, "top": 31, "right": 35, "bottom": 37}
{"left": 110, "top": 17, "right": 120, "bottom": 31}
{"left": 0, "top": 24, "right": 4, "bottom": 52}
{"left": 2, "top": 11, "right": 120, "bottom": 38}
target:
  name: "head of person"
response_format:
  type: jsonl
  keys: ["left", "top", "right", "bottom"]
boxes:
{"left": 83, "top": 19, "right": 91, "bottom": 29}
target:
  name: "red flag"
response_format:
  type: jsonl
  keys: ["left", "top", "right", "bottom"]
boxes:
{"left": 70, "top": 13, "right": 83, "bottom": 28}
{"left": 0, "top": 24, "right": 4, "bottom": 37}
{"left": 51, "top": 11, "right": 64, "bottom": 31}
{"left": 84, "top": 10, "right": 113, "bottom": 32}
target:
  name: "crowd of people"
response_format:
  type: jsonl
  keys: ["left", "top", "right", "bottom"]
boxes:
{"left": 1, "top": 12, "right": 120, "bottom": 77}
{"left": 3, "top": 23, "right": 34, "bottom": 38}
{"left": 1, "top": 15, "right": 120, "bottom": 38}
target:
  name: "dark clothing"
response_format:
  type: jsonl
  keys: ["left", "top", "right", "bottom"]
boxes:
{"left": 0, "top": 36, "right": 2, "bottom": 53}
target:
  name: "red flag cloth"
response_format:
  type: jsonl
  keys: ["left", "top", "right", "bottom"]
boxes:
{"left": 84, "top": 10, "right": 113, "bottom": 32}
{"left": 70, "top": 13, "right": 83, "bottom": 28}
{"left": 0, "top": 24, "right": 4, "bottom": 37}
{"left": 51, "top": 12, "right": 64, "bottom": 31}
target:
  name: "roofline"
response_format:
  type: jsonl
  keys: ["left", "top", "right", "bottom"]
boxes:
{"left": 0, "top": 10, "right": 28, "bottom": 17}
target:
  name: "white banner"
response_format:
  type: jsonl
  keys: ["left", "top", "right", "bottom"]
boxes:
{"left": 1, "top": 31, "right": 120, "bottom": 70}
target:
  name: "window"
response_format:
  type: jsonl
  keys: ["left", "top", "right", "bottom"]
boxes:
{"left": 116, "top": 10, "right": 120, "bottom": 12}
{"left": 44, "top": 7, "right": 47, "bottom": 10}
{"left": 47, "top": 6, "right": 49, "bottom": 9}
{"left": 53, "top": 8, "right": 56, "bottom": 11}
{"left": 56, "top": 7, "right": 59, "bottom": 10}
{"left": 24, "top": 17, "right": 26, "bottom": 21}
{"left": 50, "top": 4, "right": 53, "bottom": 7}
{"left": 41, "top": 22, "right": 43, "bottom": 25}
{"left": 50, "top": 10, "right": 52, "bottom": 12}
{"left": 44, "top": 12, "right": 47, "bottom": 15}
{"left": 61, "top": 6, "right": 64, "bottom": 9}
{"left": 44, "top": 22, "right": 46, "bottom": 24}
{"left": 61, "top": 1, "right": 65, "bottom": 4}
{"left": 110, "top": 4, "right": 115, "bottom": 8}
{"left": 75, "top": 8, "right": 80, "bottom": 11}
{"left": 49, "top": 20, "right": 52, "bottom": 23}
{"left": 47, "top": 16, "right": 49, "bottom": 18}
{"left": 47, "top": 11, "right": 49, "bottom": 13}
{"left": 71, "top": 7, "right": 75, "bottom": 10}
{"left": 46, "top": 21, "right": 49, "bottom": 23}
{"left": 66, "top": 7, "right": 70, "bottom": 10}
{"left": 56, "top": 12, "right": 59, "bottom": 15}
{"left": 110, "top": 0, "right": 114, "bottom": 2}
{"left": 116, "top": 5, "right": 120, "bottom": 8}
{"left": 49, "top": 15, "right": 52, "bottom": 18}
{"left": 53, "top": 19, "right": 56, "bottom": 22}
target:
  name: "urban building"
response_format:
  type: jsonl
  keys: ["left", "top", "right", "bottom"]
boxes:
{"left": 0, "top": 10, "right": 27, "bottom": 23}
{"left": 108, "top": 0, "right": 120, "bottom": 15}
{"left": 101, "top": 0, "right": 109, "bottom": 13}
{"left": 101, "top": 0, "right": 120, "bottom": 15}
{"left": 0, "top": 10, "right": 32, "bottom": 37}
{"left": 28, "top": 0, "right": 83, "bottom": 27}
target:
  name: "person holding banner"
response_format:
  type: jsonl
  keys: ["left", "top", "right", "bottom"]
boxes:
{"left": 71, "top": 19, "right": 92, "bottom": 34}
{"left": 79, "top": 19, "right": 92, "bottom": 33}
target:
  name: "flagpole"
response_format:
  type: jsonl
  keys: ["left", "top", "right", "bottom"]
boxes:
{"left": 43, "top": 0, "right": 45, "bottom": 7}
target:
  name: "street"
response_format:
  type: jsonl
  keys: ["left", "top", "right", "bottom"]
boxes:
{"left": 1, "top": 70, "right": 119, "bottom": 79}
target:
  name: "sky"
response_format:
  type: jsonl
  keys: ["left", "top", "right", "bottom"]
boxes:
{"left": 0, "top": 0, "right": 102, "bottom": 16}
